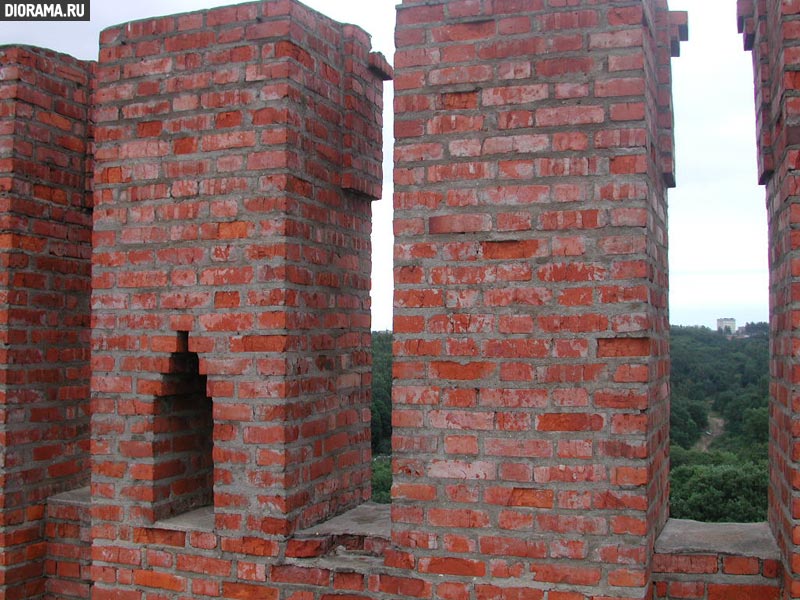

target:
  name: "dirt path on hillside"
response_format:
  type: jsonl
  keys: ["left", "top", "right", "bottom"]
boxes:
{"left": 693, "top": 414, "right": 725, "bottom": 452}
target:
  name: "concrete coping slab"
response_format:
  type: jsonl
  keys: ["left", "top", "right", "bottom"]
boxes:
{"left": 298, "top": 502, "right": 390, "bottom": 539}
{"left": 155, "top": 505, "right": 214, "bottom": 532}
{"left": 152, "top": 502, "right": 390, "bottom": 536}
{"left": 48, "top": 486, "right": 91, "bottom": 507}
{"left": 655, "top": 518, "right": 780, "bottom": 559}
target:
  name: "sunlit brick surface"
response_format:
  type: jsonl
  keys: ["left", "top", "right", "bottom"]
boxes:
{"left": 1, "top": 1, "right": 797, "bottom": 599}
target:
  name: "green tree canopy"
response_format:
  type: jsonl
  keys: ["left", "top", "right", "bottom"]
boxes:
{"left": 371, "top": 330, "right": 392, "bottom": 455}
{"left": 669, "top": 324, "right": 769, "bottom": 522}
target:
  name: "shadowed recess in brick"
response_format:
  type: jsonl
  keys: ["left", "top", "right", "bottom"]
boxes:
{"left": 151, "top": 332, "right": 213, "bottom": 521}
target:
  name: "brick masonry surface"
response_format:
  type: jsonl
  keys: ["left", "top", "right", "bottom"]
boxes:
{"left": 0, "top": 45, "right": 93, "bottom": 600}
{"left": 0, "top": 0, "right": 797, "bottom": 599}
{"left": 392, "top": 0, "right": 680, "bottom": 597}
{"left": 88, "top": 0, "right": 390, "bottom": 597}
{"left": 740, "top": 0, "right": 800, "bottom": 597}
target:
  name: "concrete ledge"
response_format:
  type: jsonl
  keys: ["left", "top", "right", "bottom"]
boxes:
{"left": 288, "top": 503, "right": 390, "bottom": 559}
{"left": 299, "top": 502, "right": 390, "bottom": 539}
{"left": 288, "top": 552, "right": 385, "bottom": 573}
{"left": 154, "top": 505, "right": 214, "bottom": 532}
{"left": 48, "top": 486, "right": 91, "bottom": 507}
{"left": 655, "top": 519, "right": 779, "bottom": 559}
{"left": 653, "top": 519, "right": 782, "bottom": 599}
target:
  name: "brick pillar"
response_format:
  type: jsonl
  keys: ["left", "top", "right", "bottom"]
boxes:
{"left": 45, "top": 488, "right": 91, "bottom": 600}
{"left": 740, "top": 1, "right": 800, "bottom": 596}
{"left": 393, "top": 1, "right": 685, "bottom": 597}
{"left": 0, "top": 47, "right": 93, "bottom": 600}
{"left": 90, "top": 0, "right": 390, "bottom": 590}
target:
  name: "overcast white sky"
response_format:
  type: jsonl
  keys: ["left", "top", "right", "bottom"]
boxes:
{"left": 0, "top": 0, "right": 767, "bottom": 331}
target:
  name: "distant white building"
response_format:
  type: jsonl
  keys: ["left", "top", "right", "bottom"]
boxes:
{"left": 717, "top": 318, "right": 736, "bottom": 334}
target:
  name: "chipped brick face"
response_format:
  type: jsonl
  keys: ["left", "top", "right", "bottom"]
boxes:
{"left": 0, "top": 46, "right": 92, "bottom": 600}
{"left": 392, "top": 1, "right": 681, "bottom": 598}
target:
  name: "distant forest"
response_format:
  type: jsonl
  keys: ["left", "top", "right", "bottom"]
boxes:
{"left": 370, "top": 324, "right": 770, "bottom": 521}
{"left": 669, "top": 323, "right": 768, "bottom": 522}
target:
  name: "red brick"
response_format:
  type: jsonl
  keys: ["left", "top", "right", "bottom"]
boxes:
{"left": 653, "top": 554, "right": 718, "bottom": 574}
{"left": 536, "top": 106, "right": 605, "bottom": 127}
{"left": 223, "top": 582, "right": 279, "bottom": 600}
{"left": 378, "top": 575, "right": 431, "bottom": 597}
{"left": 418, "top": 557, "right": 486, "bottom": 577}
{"left": 707, "top": 585, "right": 780, "bottom": 600}
{"left": 665, "top": 581, "right": 705, "bottom": 599}
{"left": 530, "top": 563, "right": 601, "bottom": 586}
{"left": 176, "top": 555, "right": 231, "bottom": 577}
{"left": 536, "top": 413, "right": 604, "bottom": 432}
{"left": 476, "top": 584, "right": 544, "bottom": 600}
{"left": 84, "top": 7, "right": 389, "bottom": 580}
{"left": 133, "top": 570, "right": 186, "bottom": 592}
{"left": 722, "top": 556, "right": 760, "bottom": 575}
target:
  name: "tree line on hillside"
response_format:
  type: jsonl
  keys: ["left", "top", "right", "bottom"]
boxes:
{"left": 371, "top": 330, "right": 392, "bottom": 457}
{"left": 369, "top": 331, "right": 393, "bottom": 504}
{"left": 669, "top": 324, "right": 769, "bottom": 522}
{"left": 370, "top": 325, "right": 770, "bottom": 521}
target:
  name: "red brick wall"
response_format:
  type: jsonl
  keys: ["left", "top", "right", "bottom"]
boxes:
{"left": 653, "top": 553, "right": 781, "bottom": 600}
{"left": 0, "top": 1, "right": 794, "bottom": 600}
{"left": 392, "top": 0, "right": 683, "bottom": 597}
{"left": 89, "top": 0, "right": 390, "bottom": 596}
{"left": 652, "top": 520, "right": 782, "bottom": 600}
{"left": 45, "top": 488, "right": 91, "bottom": 600}
{"left": 0, "top": 46, "right": 93, "bottom": 600}
{"left": 739, "top": 1, "right": 800, "bottom": 596}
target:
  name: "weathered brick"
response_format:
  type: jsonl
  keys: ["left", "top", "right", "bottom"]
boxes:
{"left": 393, "top": 1, "right": 681, "bottom": 598}
{"left": 0, "top": 45, "right": 92, "bottom": 600}
{"left": 3, "top": 1, "right": 795, "bottom": 600}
